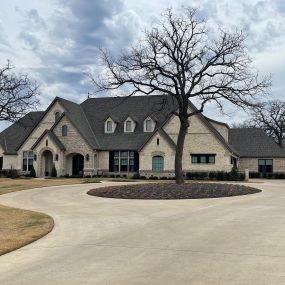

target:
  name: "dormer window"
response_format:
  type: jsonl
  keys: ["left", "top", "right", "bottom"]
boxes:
{"left": 126, "top": 120, "right": 132, "bottom": 132}
{"left": 124, "top": 117, "right": 135, "bottom": 133}
{"left": 107, "top": 121, "right": 113, "bottom": 132}
{"left": 105, "top": 117, "right": 116, "bottom": 133}
{"left": 144, "top": 117, "right": 154, "bottom": 132}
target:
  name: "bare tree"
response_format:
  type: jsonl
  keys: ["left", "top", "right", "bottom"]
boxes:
{"left": 245, "top": 101, "right": 285, "bottom": 148}
{"left": 88, "top": 8, "right": 271, "bottom": 184}
{"left": 0, "top": 61, "right": 39, "bottom": 122}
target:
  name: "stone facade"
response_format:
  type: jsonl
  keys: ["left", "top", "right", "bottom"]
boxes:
{"left": 239, "top": 158, "right": 285, "bottom": 173}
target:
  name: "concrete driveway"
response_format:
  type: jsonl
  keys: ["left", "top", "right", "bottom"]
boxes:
{"left": 0, "top": 180, "right": 284, "bottom": 285}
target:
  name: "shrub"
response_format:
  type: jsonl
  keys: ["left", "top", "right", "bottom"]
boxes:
{"left": 238, "top": 173, "right": 245, "bottom": 180}
{"left": 133, "top": 173, "right": 141, "bottom": 179}
{"left": 160, "top": 176, "right": 168, "bottom": 180}
{"left": 6, "top": 169, "right": 19, "bottom": 179}
{"left": 249, "top": 172, "right": 260, "bottom": 178}
{"left": 29, "top": 165, "right": 36, "bottom": 178}
{"left": 229, "top": 167, "right": 239, "bottom": 180}
{"left": 84, "top": 175, "right": 91, "bottom": 178}
{"left": 216, "top": 171, "right": 225, "bottom": 181}
{"left": 274, "top": 173, "right": 285, "bottom": 179}
{"left": 140, "top": 175, "right": 147, "bottom": 179}
{"left": 51, "top": 164, "right": 57, "bottom": 177}
{"left": 149, "top": 175, "right": 158, "bottom": 180}
{"left": 209, "top": 171, "right": 216, "bottom": 179}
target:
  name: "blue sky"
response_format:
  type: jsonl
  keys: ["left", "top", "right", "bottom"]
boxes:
{"left": 0, "top": 0, "right": 284, "bottom": 130}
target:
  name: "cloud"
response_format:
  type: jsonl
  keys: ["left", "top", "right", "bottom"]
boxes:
{"left": 0, "top": 0, "right": 284, "bottom": 130}
{"left": 16, "top": 0, "right": 141, "bottom": 103}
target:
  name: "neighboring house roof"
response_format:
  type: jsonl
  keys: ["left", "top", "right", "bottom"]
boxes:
{"left": 31, "top": 129, "right": 65, "bottom": 151}
{"left": 0, "top": 111, "right": 44, "bottom": 154}
{"left": 229, "top": 128, "right": 285, "bottom": 158}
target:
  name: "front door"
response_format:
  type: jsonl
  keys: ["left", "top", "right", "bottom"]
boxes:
{"left": 72, "top": 154, "right": 84, "bottom": 176}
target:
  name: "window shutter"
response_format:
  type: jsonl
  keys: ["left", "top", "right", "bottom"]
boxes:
{"left": 109, "top": 151, "right": 114, "bottom": 172}
{"left": 134, "top": 151, "right": 139, "bottom": 172}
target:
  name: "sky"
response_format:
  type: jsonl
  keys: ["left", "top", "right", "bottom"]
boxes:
{"left": 0, "top": 0, "right": 284, "bottom": 130}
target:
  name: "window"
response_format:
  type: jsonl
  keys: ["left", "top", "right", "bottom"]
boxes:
{"left": 126, "top": 120, "right": 132, "bottom": 132}
{"left": 191, "top": 154, "right": 216, "bottom": 164}
{"left": 258, "top": 159, "right": 273, "bottom": 174}
{"left": 55, "top": 112, "right": 61, "bottom": 121}
{"left": 106, "top": 121, "right": 113, "bottom": 132}
{"left": 111, "top": 151, "right": 137, "bottom": 172}
{"left": 145, "top": 119, "right": 153, "bottom": 132}
{"left": 152, "top": 156, "right": 164, "bottom": 172}
{"left": 22, "top": 151, "right": 34, "bottom": 171}
{"left": 62, "top": 125, "right": 68, "bottom": 136}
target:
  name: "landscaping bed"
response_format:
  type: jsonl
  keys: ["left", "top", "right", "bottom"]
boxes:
{"left": 87, "top": 182, "right": 262, "bottom": 200}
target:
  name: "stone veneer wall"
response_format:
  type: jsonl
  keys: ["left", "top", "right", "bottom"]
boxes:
{"left": 239, "top": 158, "right": 285, "bottom": 173}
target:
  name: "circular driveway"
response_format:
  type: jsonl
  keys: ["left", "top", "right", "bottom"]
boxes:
{"left": 0, "top": 180, "right": 284, "bottom": 284}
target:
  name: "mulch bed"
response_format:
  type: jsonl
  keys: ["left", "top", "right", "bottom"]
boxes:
{"left": 87, "top": 183, "right": 262, "bottom": 200}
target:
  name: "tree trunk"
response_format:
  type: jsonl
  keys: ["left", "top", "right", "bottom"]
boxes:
{"left": 175, "top": 119, "right": 189, "bottom": 184}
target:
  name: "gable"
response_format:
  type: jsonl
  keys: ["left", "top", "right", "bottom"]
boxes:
{"left": 18, "top": 100, "right": 65, "bottom": 152}
{"left": 32, "top": 130, "right": 65, "bottom": 152}
{"left": 52, "top": 115, "right": 93, "bottom": 154}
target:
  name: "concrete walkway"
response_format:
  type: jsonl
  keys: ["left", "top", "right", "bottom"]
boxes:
{"left": 0, "top": 180, "right": 284, "bottom": 284}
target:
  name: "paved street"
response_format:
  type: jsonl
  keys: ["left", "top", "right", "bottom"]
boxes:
{"left": 0, "top": 180, "right": 285, "bottom": 284}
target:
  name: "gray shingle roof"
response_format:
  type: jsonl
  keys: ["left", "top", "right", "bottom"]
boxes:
{"left": 80, "top": 95, "right": 173, "bottom": 150}
{"left": 229, "top": 128, "right": 285, "bottom": 157}
{"left": 0, "top": 111, "right": 44, "bottom": 154}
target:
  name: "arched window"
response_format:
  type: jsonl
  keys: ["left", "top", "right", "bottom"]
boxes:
{"left": 152, "top": 156, "right": 164, "bottom": 172}
{"left": 55, "top": 112, "right": 61, "bottom": 121}
{"left": 62, "top": 125, "right": 68, "bottom": 136}
{"left": 106, "top": 121, "right": 113, "bottom": 132}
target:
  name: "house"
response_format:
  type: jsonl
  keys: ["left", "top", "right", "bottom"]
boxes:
{"left": 0, "top": 95, "right": 284, "bottom": 177}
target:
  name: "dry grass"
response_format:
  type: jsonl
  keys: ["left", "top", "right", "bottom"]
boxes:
{"left": 0, "top": 177, "right": 101, "bottom": 196}
{"left": 0, "top": 205, "right": 54, "bottom": 255}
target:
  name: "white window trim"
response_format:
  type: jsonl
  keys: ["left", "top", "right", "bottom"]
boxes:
{"left": 144, "top": 117, "right": 155, "bottom": 132}
{"left": 105, "top": 118, "right": 116, "bottom": 133}
{"left": 124, "top": 117, "right": 136, "bottom": 133}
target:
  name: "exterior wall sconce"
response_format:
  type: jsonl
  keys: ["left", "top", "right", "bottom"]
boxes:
{"left": 86, "top": 154, "right": 90, "bottom": 161}
{"left": 55, "top": 154, "right": 59, "bottom": 161}
{"left": 34, "top": 154, "right": 37, "bottom": 161}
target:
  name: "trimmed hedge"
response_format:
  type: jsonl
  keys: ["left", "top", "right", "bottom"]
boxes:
{"left": 249, "top": 172, "right": 285, "bottom": 179}
{"left": 186, "top": 169, "right": 245, "bottom": 181}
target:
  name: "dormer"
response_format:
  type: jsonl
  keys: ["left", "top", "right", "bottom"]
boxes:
{"left": 144, "top": 117, "right": 155, "bottom": 132}
{"left": 124, "top": 117, "right": 136, "bottom": 133}
{"left": 105, "top": 117, "right": 116, "bottom": 133}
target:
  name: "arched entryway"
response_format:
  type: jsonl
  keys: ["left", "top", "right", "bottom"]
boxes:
{"left": 42, "top": 150, "right": 53, "bottom": 176}
{"left": 66, "top": 153, "right": 84, "bottom": 176}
